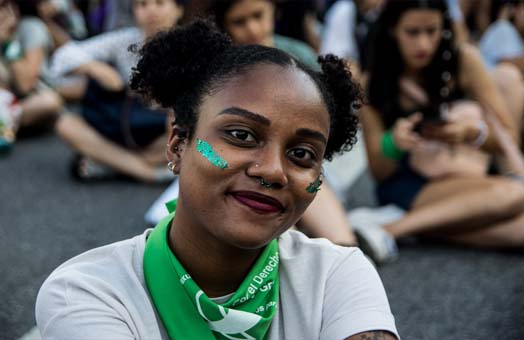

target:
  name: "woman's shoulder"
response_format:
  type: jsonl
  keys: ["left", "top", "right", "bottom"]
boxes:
{"left": 456, "top": 42, "right": 485, "bottom": 84}
{"left": 36, "top": 230, "right": 150, "bottom": 311}
{"left": 35, "top": 229, "right": 163, "bottom": 338}
{"left": 275, "top": 231, "right": 398, "bottom": 339}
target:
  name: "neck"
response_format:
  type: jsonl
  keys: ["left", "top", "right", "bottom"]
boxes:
{"left": 403, "top": 66, "right": 421, "bottom": 80}
{"left": 168, "top": 202, "right": 262, "bottom": 297}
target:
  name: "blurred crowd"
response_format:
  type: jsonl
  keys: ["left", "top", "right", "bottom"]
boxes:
{"left": 2, "top": 0, "right": 524, "bottom": 264}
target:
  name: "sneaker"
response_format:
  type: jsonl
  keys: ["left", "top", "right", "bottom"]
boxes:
{"left": 353, "top": 222, "right": 399, "bottom": 265}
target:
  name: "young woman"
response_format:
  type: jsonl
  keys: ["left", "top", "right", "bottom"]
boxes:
{"left": 356, "top": 0, "right": 524, "bottom": 264}
{"left": 51, "top": 0, "right": 184, "bottom": 182}
{"left": 209, "top": 0, "right": 359, "bottom": 246}
{"left": 36, "top": 20, "right": 399, "bottom": 339}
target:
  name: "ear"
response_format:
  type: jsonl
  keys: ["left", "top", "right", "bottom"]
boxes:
{"left": 166, "top": 123, "right": 188, "bottom": 175}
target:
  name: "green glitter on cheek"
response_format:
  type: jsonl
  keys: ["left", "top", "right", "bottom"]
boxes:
{"left": 306, "top": 175, "right": 322, "bottom": 193}
{"left": 196, "top": 139, "right": 228, "bottom": 170}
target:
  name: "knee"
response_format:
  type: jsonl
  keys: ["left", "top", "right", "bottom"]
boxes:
{"left": 42, "top": 90, "right": 64, "bottom": 114}
{"left": 55, "top": 114, "right": 78, "bottom": 140}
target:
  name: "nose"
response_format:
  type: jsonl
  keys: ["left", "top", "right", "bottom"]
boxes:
{"left": 245, "top": 19, "right": 261, "bottom": 40}
{"left": 416, "top": 33, "right": 432, "bottom": 52}
{"left": 247, "top": 146, "right": 288, "bottom": 188}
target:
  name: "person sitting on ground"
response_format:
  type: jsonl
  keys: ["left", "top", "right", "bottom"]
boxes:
{"left": 355, "top": 0, "right": 524, "bottom": 264}
{"left": 210, "top": 0, "right": 359, "bottom": 245}
{"left": 35, "top": 19, "right": 399, "bottom": 340}
{"left": 50, "top": 0, "right": 185, "bottom": 182}
{"left": 0, "top": 0, "right": 62, "bottom": 154}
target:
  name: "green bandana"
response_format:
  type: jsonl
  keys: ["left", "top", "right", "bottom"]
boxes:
{"left": 144, "top": 200, "right": 280, "bottom": 340}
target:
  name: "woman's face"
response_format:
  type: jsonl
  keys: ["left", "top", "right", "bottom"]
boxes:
{"left": 224, "top": 0, "right": 275, "bottom": 46}
{"left": 169, "top": 64, "right": 330, "bottom": 250}
{"left": 394, "top": 9, "right": 443, "bottom": 70}
{"left": 133, "top": 0, "right": 183, "bottom": 37}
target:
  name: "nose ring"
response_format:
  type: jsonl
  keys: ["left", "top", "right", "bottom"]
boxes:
{"left": 259, "top": 178, "right": 273, "bottom": 188}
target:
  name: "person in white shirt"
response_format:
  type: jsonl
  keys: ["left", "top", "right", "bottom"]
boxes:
{"left": 36, "top": 19, "right": 399, "bottom": 340}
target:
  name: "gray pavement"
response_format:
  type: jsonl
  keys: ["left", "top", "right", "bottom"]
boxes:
{"left": 2, "top": 133, "right": 524, "bottom": 340}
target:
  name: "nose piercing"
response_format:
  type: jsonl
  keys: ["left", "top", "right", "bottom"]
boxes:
{"left": 259, "top": 178, "right": 273, "bottom": 188}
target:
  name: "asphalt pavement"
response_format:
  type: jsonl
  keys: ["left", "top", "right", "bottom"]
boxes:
{"left": 2, "top": 132, "right": 524, "bottom": 340}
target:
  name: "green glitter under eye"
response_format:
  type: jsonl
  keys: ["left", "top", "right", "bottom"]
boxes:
{"left": 306, "top": 175, "right": 322, "bottom": 193}
{"left": 196, "top": 139, "right": 228, "bottom": 170}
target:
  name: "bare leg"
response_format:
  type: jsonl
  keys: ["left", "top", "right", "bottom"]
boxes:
{"left": 439, "top": 212, "right": 524, "bottom": 248}
{"left": 297, "top": 183, "right": 357, "bottom": 245}
{"left": 383, "top": 177, "right": 524, "bottom": 243}
{"left": 19, "top": 90, "right": 62, "bottom": 127}
{"left": 55, "top": 114, "right": 165, "bottom": 182}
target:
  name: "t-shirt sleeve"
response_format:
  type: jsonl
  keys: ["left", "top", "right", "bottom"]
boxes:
{"left": 320, "top": 0, "right": 359, "bottom": 61}
{"left": 16, "top": 18, "right": 52, "bottom": 52}
{"left": 35, "top": 271, "right": 136, "bottom": 340}
{"left": 320, "top": 249, "right": 400, "bottom": 340}
{"left": 480, "top": 21, "right": 524, "bottom": 68}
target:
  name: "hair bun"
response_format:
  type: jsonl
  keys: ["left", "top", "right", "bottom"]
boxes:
{"left": 130, "top": 19, "right": 233, "bottom": 108}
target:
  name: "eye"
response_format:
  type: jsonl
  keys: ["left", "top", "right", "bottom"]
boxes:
{"left": 252, "top": 10, "right": 264, "bottom": 20}
{"left": 227, "top": 129, "right": 256, "bottom": 142}
{"left": 427, "top": 27, "right": 438, "bottom": 35}
{"left": 231, "top": 18, "right": 246, "bottom": 27}
{"left": 288, "top": 147, "right": 317, "bottom": 166}
{"left": 405, "top": 28, "right": 419, "bottom": 37}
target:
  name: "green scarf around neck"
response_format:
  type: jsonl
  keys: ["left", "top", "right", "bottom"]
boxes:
{"left": 144, "top": 200, "right": 280, "bottom": 340}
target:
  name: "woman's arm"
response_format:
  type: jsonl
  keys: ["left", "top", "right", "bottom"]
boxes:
{"left": 50, "top": 30, "right": 132, "bottom": 91}
{"left": 361, "top": 105, "right": 394, "bottom": 181}
{"left": 9, "top": 47, "right": 45, "bottom": 94}
{"left": 460, "top": 43, "right": 517, "bottom": 150}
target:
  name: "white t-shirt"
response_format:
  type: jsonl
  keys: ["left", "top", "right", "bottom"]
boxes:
{"left": 320, "top": 0, "right": 359, "bottom": 61}
{"left": 480, "top": 20, "right": 524, "bottom": 69}
{"left": 36, "top": 230, "right": 399, "bottom": 340}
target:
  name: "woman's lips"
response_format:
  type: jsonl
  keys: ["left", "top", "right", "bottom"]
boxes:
{"left": 414, "top": 52, "right": 429, "bottom": 60}
{"left": 230, "top": 191, "right": 284, "bottom": 214}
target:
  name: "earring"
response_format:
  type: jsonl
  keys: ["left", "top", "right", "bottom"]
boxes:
{"left": 167, "top": 144, "right": 179, "bottom": 152}
{"left": 167, "top": 161, "right": 175, "bottom": 172}
{"left": 260, "top": 178, "right": 273, "bottom": 188}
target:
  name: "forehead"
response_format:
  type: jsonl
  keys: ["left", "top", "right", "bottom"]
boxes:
{"left": 398, "top": 9, "right": 442, "bottom": 27}
{"left": 199, "top": 63, "right": 330, "bottom": 132}
{"left": 227, "top": 0, "right": 271, "bottom": 18}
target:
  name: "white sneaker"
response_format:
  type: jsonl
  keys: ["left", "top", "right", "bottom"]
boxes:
{"left": 353, "top": 222, "right": 398, "bottom": 265}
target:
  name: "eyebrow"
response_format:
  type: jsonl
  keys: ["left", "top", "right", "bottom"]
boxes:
{"left": 296, "top": 128, "right": 327, "bottom": 144}
{"left": 217, "top": 107, "right": 271, "bottom": 126}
